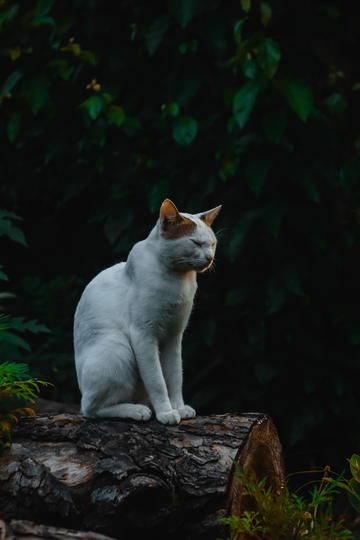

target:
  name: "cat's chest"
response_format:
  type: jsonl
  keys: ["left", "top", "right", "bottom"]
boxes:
{"left": 149, "top": 275, "right": 196, "bottom": 336}
{"left": 158, "top": 296, "right": 193, "bottom": 339}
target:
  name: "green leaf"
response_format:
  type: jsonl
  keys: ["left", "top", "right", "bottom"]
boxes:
{"left": 0, "top": 209, "right": 21, "bottom": 221}
{"left": 0, "top": 210, "right": 27, "bottom": 246}
{"left": 260, "top": 2, "right": 272, "bottom": 26}
{"left": 10, "top": 317, "right": 50, "bottom": 334}
{"left": 32, "top": 14, "right": 55, "bottom": 26}
{"left": 243, "top": 58, "right": 258, "bottom": 80}
{"left": 32, "top": 0, "right": 55, "bottom": 25}
{"left": 173, "top": 116, "right": 198, "bottom": 145}
{"left": 234, "top": 19, "right": 246, "bottom": 43}
{"left": 162, "top": 102, "right": 180, "bottom": 119}
{"left": 258, "top": 38, "right": 281, "bottom": 79}
{"left": 281, "top": 79, "right": 314, "bottom": 122}
{"left": 34, "top": 0, "right": 55, "bottom": 16}
{"left": 81, "top": 95, "right": 103, "bottom": 120}
{"left": 0, "top": 4, "right": 18, "bottom": 29}
{"left": 78, "top": 50, "right": 97, "bottom": 66}
{"left": 0, "top": 267, "right": 8, "bottom": 281}
{"left": 106, "top": 105, "right": 125, "bottom": 126}
{"left": 0, "top": 332, "right": 31, "bottom": 351}
{"left": 48, "top": 59, "right": 74, "bottom": 80}
{"left": 349, "top": 478, "right": 360, "bottom": 513}
{"left": 0, "top": 361, "right": 30, "bottom": 381}
{"left": 169, "top": 102, "right": 179, "bottom": 116}
{"left": 349, "top": 454, "right": 360, "bottom": 483}
{"left": 22, "top": 75, "right": 50, "bottom": 115}
{"left": 123, "top": 117, "right": 142, "bottom": 131}
{"left": 246, "top": 157, "right": 272, "bottom": 197}
{"left": 241, "top": 0, "right": 251, "bottom": 13}
{"left": 233, "top": 80, "right": 263, "bottom": 129}
{"left": 144, "top": 15, "right": 169, "bottom": 56}
{"left": 169, "top": 0, "right": 197, "bottom": 28}
{"left": 178, "top": 42, "right": 187, "bottom": 54}
{"left": 7, "top": 114, "right": 20, "bottom": 143}
{"left": 2, "top": 70, "right": 22, "bottom": 95}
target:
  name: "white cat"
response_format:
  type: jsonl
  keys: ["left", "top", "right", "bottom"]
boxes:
{"left": 74, "top": 199, "right": 221, "bottom": 425}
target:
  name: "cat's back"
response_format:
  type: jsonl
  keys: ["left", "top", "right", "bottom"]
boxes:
{"left": 81, "top": 262, "right": 126, "bottom": 299}
{"left": 74, "top": 262, "right": 128, "bottom": 328}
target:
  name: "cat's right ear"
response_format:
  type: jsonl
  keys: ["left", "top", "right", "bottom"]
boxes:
{"left": 160, "top": 199, "right": 195, "bottom": 238}
{"left": 160, "top": 199, "right": 182, "bottom": 227}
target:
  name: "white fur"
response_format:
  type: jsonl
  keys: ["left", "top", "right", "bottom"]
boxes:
{"left": 74, "top": 204, "right": 219, "bottom": 425}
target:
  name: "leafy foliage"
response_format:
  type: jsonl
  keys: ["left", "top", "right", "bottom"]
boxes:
{"left": 0, "top": 209, "right": 51, "bottom": 454}
{"left": 0, "top": 361, "right": 51, "bottom": 455}
{"left": 0, "top": 213, "right": 50, "bottom": 363}
{"left": 1, "top": 0, "right": 360, "bottom": 467}
{"left": 220, "top": 466, "right": 354, "bottom": 539}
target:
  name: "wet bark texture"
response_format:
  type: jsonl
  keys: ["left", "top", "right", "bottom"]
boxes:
{"left": 0, "top": 412, "right": 284, "bottom": 539}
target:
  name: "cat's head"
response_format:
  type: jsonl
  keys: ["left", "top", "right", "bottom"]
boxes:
{"left": 158, "top": 199, "right": 221, "bottom": 273}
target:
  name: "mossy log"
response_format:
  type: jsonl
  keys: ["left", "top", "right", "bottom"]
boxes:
{"left": 0, "top": 412, "right": 284, "bottom": 539}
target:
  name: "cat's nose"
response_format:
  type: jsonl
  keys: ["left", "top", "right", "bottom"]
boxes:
{"left": 205, "top": 254, "right": 213, "bottom": 264}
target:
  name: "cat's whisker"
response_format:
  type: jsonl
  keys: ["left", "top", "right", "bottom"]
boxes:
{"left": 209, "top": 261, "right": 216, "bottom": 273}
{"left": 215, "top": 227, "right": 227, "bottom": 240}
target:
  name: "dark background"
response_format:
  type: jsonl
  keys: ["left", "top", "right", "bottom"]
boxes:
{"left": 1, "top": 0, "right": 360, "bottom": 473}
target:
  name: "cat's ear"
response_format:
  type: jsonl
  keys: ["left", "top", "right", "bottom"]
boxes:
{"left": 200, "top": 205, "right": 222, "bottom": 227}
{"left": 160, "top": 199, "right": 195, "bottom": 238}
{"left": 160, "top": 199, "right": 182, "bottom": 226}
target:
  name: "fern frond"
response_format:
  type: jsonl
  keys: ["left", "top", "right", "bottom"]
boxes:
{"left": 0, "top": 361, "right": 30, "bottom": 382}
{"left": 0, "top": 419, "right": 13, "bottom": 437}
{"left": 11, "top": 407, "right": 35, "bottom": 417}
{"left": 1, "top": 378, "right": 52, "bottom": 402}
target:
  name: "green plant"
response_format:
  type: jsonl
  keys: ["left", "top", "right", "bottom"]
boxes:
{"left": 0, "top": 361, "right": 51, "bottom": 455}
{"left": 0, "top": 211, "right": 50, "bottom": 363}
{"left": 0, "top": 211, "right": 52, "bottom": 454}
{"left": 220, "top": 466, "right": 354, "bottom": 539}
{"left": 341, "top": 454, "right": 360, "bottom": 516}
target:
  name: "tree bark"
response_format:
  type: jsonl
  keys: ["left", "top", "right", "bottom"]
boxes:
{"left": 0, "top": 412, "right": 284, "bottom": 539}
{"left": 0, "top": 519, "right": 115, "bottom": 540}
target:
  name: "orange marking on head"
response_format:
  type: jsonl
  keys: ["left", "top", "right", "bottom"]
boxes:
{"left": 160, "top": 199, "right": 196, "bottom": 239}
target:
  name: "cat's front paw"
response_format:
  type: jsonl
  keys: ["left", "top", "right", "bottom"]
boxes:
{"left": 177, "top": 404, "right": 196, "bottom": 419}
{"left": 156, "top": 409, "right": 181, "bottom": 425}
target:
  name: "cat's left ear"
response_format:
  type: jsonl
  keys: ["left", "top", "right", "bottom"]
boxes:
{"left": 200, "top": 205, "right": 222, "bottom": 227}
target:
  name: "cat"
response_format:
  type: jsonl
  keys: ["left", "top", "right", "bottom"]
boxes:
{"left": 74, "top": 199, "right": 221, "bottom": 425}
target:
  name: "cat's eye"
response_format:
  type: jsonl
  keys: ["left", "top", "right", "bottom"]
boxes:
{"left": 191, "top": 240, "right": 202, "bottom": 247}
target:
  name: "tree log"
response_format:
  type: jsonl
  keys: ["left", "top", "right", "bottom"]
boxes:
{"left": 0, "top": 412, "right": 284, "bottom": 539}
{"left": 0, "top": 519, "right": 115, "bottom": 540}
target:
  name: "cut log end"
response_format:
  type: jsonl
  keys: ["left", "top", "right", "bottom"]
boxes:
{"left": 227, "top": 415, "right": 285, "bottom": 518}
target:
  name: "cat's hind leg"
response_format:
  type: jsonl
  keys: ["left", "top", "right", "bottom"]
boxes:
{"left": 84, "top": 399, "right": 152, "bottom": 421}
{"left": 78, "top": 339, "right": 152, "bottom": 422}
{"left": 81, "top": 386, "right": 152, "bottom": 421}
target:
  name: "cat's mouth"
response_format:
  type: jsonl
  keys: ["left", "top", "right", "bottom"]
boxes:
{"left": 198, "top": 260, "right": 213, "bottom": 273}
